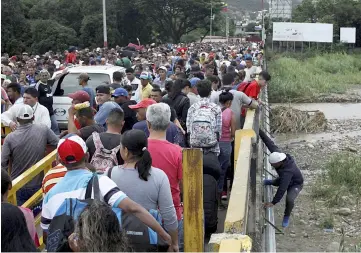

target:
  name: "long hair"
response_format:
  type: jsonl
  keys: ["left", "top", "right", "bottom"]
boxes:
{"left": 1, "top": 203, "right": 38, "bottom": 252}
{"left": 76, "top": 200, "right": 129, "bottom": 252}
{"left": 120, "top": 129, "right": 152, "bottom": 181}
{"left": 168, "top": 78, "right": 187, "bottom": 99}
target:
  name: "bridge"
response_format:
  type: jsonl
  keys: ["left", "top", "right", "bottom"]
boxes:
{"left": 2, "top": 68, "right": 277, "bottom": 253}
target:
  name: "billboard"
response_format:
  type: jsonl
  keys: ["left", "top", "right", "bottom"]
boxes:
{"left": 340, "top": 27, "right": 356, "bottom": 43}
{"left": 273, "top": 22, "right": 333, "bottom": 43}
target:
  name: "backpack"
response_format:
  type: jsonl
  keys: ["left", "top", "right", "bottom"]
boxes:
{"left": 47, "top": 173, "right": 166, "bottom": 252}
{"left": 46, "top": 174, "right": 106, "bottom": 252}
{"left": 90, "top": 132, "right": 121, "bottom": 173}
{"left": 189, "top": 105, "right": 217, "bottom": 148}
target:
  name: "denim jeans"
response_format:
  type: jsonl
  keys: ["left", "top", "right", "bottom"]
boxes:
{"left": 178, "top": 218, "right": 184, "bottom": 252}
{"left": 218, "top": 141, "right": 232, "bottom": 193}
{"left": 50, "top": 114, "right": 60, "bottom": 135}
{"left": 284, "top": 185, "right": 303, "bottom": 216}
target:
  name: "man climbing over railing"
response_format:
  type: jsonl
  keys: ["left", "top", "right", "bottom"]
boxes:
{"left": 259, "top": 129, "right": 304, "bottom": 228}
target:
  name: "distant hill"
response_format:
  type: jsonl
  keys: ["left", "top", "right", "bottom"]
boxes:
{"left": 227, "top": 0, "right": 269, "bottom": 12}
{"left": 228, "top": 0, "right": 303, "bottom": 13}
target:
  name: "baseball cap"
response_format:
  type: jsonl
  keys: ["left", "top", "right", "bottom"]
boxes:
{"left": 16, "top": 104, "right": 34, "bottom": 120}
{"left": 158, "top": 66, "right": 167, "bottom": 71}
{"left": 129, "top": 98, "right": 156, "bottom": 110}
{"left": 96, "top": 85, "right": 111, "bottom": 94}
{"left": 57, "top": 134, "right": 87, "bottom": 164}
{"left": 139, "top": 71, "right": 150, "bottom": 80}
{"left": 189, "top": 77, "right": 201, "bottom": 87}
{"left": 77, "top": 73, "right": 90, "bottom": 81}
{"left": 68, "top": 90, "right": 90, "bottom": 103}
{"left": 269, "top": 152, "right": 287, "bottom": 164}
{"left": 112, "top": 88, "right": 128, "bottom": 97}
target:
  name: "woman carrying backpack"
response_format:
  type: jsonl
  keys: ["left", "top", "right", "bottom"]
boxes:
{"left": 106, "top": 130, "right": 179, "bottom": 252}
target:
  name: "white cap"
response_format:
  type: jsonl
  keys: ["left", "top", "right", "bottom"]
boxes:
{"left": 269, "top": 152, "right": 286, "bottom": 164}
{"left": 16, "top": 104, "right": 34, "bottom": 120}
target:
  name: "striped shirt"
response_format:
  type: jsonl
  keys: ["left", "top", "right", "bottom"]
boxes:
{"left": 42, "top": 164, "right": 67, "bottom": 194}
{"left": 41, "top": 169, "right": 127, "bottom": 231}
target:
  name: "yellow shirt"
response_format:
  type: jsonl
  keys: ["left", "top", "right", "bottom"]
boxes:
{"left": 141, "top": 83, "right": 153, "bottom": 100}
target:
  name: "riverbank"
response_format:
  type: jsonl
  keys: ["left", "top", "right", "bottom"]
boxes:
{"left": 272, "top": 116, "right": 361, "bottom": 251}
{"left": 267, "top": 54, "right": 361, "bottom": 103}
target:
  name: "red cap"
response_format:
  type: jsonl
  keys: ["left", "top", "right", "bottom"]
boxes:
{"left": 10, "top": 56, "right": 17, "bottom": 61}
{"left": 57, "top": 134, "right": 87, "bottom": 164}
{"left": 129, "top": 98, "right": 157, "bottom": 110}
{"left": 68, "top": 90, "right": 90, "bottom": 103}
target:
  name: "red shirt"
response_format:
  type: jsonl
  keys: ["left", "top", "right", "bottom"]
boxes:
{"left": 148, "top": 139, "right": 183, "bottom": 220}
{"left": 66, "top": 52, "right": 76, "bottom": 64}
{"left": 238, "top": 80, "right": 260, "bottom": 116}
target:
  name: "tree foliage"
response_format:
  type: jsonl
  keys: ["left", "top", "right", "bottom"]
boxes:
{"left": 30, "top": 20, "right": 78, "bottom": 54}
{"left": 1, "top": 0, "right": 31, "bottom": 54}
{"left": 292, "top": 0, "right": 361, "bottom": 46}
{"left": 2, "top": 0, "right": 224, "bottom": 55}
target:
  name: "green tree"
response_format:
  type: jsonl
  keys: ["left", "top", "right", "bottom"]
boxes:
{"left": 245, "top": 22, "right": 257, "bottom": 32}
{"left": 135, "top": 0, "right": 223, "bottom": 43}
{"left": 1, "top": 0, "right": 31, "bottom": 54}
{"left": 30, "top": 19, "right": 78, "bottom": 54}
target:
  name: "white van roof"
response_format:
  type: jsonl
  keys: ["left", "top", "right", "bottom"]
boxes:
{"left": 54, "top": 65, "right": 126, "bottom": 77}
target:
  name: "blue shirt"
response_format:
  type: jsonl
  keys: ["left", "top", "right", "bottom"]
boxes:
{"left": 132, "top": 120, "right": 185, "bottom": 146}
{"left": 82, "top": 87, "right": 96, "bottom": 108}
{"left": 41, "top": 169, "right": 127, "bottom": 231}
{"left": 94, "top": 101, "right": 121, "bottom": 127}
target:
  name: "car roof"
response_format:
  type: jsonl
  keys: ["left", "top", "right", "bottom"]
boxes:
{"left": 55, "top": 65, "right": 126, "bottom": 76}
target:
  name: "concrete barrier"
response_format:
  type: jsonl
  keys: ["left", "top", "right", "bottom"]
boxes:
{"left": 210, "top": 109, "right": 257, "bottom": 252}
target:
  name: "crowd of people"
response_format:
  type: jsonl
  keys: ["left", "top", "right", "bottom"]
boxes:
{"left": 1, "top": 41, "right": 304, "bottom": 252}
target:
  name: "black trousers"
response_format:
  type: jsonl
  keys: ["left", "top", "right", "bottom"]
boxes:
{"left": 284, "top": 184, "right": 303, "bottom": 216}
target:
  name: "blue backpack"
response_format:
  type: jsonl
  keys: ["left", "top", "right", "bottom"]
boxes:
{"left": 46, "top": 173, "right": 166, "bottom": 252}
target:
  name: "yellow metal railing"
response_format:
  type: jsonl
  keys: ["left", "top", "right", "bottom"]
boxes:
{"left": 1, "top": 123, "right": 12, "bottom": 137}
{"left": 209, "top": 109, "right": 256, "bottom": 253}
{"left": 8, "top": 149, "right": 57, "bottom": 250}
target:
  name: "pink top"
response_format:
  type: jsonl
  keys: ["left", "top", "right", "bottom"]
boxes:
{"left": 148, "top": 139, "right": 183, "bottom": 220}
{"left": 19, "top": 207, "right": 39, "bottom": 246}
{"left": 220, "top": 108, "right": 233, "bottom": 142}
{"left": 1, "top": 87, "right": 9, "bottom": 100}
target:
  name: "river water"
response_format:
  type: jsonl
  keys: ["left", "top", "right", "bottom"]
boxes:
{"left": 272, "top": 103, "right": 361, "bottom": 143}
{"left": 271, "top": 103, "right": 361, "bottom": 120}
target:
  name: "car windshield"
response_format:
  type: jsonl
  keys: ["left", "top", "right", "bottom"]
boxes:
{"left": 57, "top": 73, "right": 111, "bottom": 95}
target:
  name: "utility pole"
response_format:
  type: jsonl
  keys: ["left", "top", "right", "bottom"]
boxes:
{"left": 210, "top": 0, "right": 213, "bottom": 42}
{"left": 103, "top": 0, "right": 108, "bottom": 48}
{"left": 226, "top": 16, "right": 229, "bottom": 45}
{"left": 261, "top": 0, "right": 265, "bottom": 43}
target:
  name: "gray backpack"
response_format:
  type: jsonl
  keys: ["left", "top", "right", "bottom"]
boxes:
{"left": 90, "top": 132, "right": 120, "bottom": 173}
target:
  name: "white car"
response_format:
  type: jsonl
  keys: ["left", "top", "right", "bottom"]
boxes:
{"left": 51, "top": 65, "right": 125, "bottom": 129}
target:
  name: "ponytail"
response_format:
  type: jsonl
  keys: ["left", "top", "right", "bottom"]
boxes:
{"left": 135, "top": 148, "right": 152, "bottom": 181}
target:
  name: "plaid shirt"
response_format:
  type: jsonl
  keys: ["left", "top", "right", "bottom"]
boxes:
{"left": 186, "top": 97, "right": 222, "bottom": 156}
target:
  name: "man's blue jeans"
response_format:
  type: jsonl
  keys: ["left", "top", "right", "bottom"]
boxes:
{"left": 50, "top": 114, "right": 60, "bottom": 135}
{"left": 217, "top": 141, "right": 232, "bottom": 193}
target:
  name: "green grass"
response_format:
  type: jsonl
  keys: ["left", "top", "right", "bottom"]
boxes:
{"left": 268, "top": 53, "right": 361, "bottom": 102}
{"left": 311, "top": 153, "right": 361, "bottom": 207}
